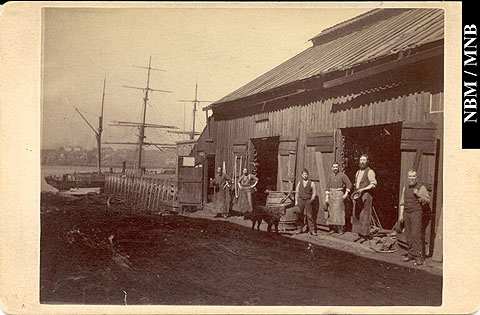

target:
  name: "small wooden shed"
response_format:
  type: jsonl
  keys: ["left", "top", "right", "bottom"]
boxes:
{"left": 196, "top": 8, "right": 444, "bottom": 260}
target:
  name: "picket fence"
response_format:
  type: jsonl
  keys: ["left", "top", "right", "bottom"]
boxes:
{"left": 104, "top": 173, "right": 178, "bottom": 213}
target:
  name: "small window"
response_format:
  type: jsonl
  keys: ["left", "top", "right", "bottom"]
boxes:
{"left": 255, "top": 112, "right": 269, "bottom": 122}
{"left": 256, "top": 119, "right": 268, "bottom": 132}
{"left": 430, "top": 92, "right": 444, "bottom": 113}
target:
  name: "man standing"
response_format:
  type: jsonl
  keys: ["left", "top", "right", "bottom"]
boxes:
{"left": 238, "top": 167, "right": 259, "bottom": 216}
{"left": 295, "top": 169, "right": 317, "bottom": 236}
{"left": 227, "top": 172, "right": 236, "bottom": 216}
{"left": 325, "top": 162, "right": 352, "bottom": 235}
{"left": 398, "top": 170, "right": 430, "bottom": 265}
{"left": 211, "top": 166, "right": 230, "bottom": 218}
{"left": 352, "top": 154, "right": 377, "bottom": 243}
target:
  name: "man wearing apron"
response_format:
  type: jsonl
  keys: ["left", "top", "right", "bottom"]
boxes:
{"left": 211, "top": 166, "right": 230, "bottom": 218}
{"left": 238, "top": 168, "right": 259, "bottom": 216}
{"left": 325, "top": 162, "right": 352, "bottom": 235}
{"left": 352, "top": 154, "right": 377, "bottom": 243}
{"left": 398, "top": 170, "right": 430, "bottom": 265}
{"left": 295, "top": 169, "right": 317, "bottom": 235}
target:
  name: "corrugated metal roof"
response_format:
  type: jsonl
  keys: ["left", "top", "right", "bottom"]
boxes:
{"left": 309, "top": 8, "right": 408, "bottom": 45}
{"left": 213, "top": 8, "right": 443, "bottom": 106}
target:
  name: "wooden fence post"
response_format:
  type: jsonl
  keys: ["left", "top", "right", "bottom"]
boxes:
{"left": 121, "top": 176, "right": 126, "bottom": 197}
{"left": 113, "top": 176, "right": 117, "bottom": 195}
{"left": 133, "top": 177, "right": 139, "bottom": 207}
{"left": 147, "top": 179, "right": 154, "bottom": 212}
{"left": 104, "top": 175, "right": 109, "bottom": 194}
{"left": 154, "top": 180, "right": 160, "bottom": 212}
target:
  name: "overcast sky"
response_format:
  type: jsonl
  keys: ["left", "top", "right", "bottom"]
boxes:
{"left": 41, "top": 6, "right": 370, "bottom": 150}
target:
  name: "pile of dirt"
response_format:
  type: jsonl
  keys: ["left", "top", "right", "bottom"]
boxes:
{"left": 40, "top": 192, "right": 442, "bottom": 305}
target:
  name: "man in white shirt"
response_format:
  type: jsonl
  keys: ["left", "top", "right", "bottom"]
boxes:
{"left": 352, "top": 154, "right": 377, "bottom": 243}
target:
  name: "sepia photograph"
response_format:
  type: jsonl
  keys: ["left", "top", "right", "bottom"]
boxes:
{"left": 6, "top": 2, "right": 479, "bottom": 314}
{"left": 38, "top": 5, "right": 445, "bottom": 307}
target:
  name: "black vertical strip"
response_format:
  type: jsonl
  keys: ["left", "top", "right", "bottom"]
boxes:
{"left": 462, "top": 1, "right": 479, "bottom": 149}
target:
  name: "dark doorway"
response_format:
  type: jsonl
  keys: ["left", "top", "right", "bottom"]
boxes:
{"left": 342, "top": 123, "right": 402, "bottom": 229}
{"left": 206, "top": 155, "right": 216, "bottom": 203}
{"left": 251, "top": 137, "right": 280, "bottom": 206}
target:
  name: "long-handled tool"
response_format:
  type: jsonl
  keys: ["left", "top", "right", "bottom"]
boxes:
{"left": 370, "top": 221, "right": 399, "bottom": 253}
{"left": 234, "top": 155, "right": 238, "bottom": 198}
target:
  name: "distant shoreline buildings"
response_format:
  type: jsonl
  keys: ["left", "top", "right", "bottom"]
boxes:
{"left": 41, "top": 146, "right": 176, "bottom": 168}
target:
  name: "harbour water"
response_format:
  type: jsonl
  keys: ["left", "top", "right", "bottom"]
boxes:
{"left": 41, "top": 165, "right": 170, "bottom": 191}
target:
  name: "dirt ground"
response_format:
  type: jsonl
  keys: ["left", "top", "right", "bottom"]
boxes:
{"left": 40, "top": 193, "right": 442, "bottom": 306}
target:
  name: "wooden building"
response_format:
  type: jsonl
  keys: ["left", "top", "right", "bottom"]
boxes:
{"left": 191, "top": 8, "right": 443, "bottom": 260}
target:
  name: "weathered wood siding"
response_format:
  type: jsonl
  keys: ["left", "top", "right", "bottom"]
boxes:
{"left": 210, "top": 89, "right": 443, "bottom": 183}
{"left": 195, "top": 117, "right": 216, "bottom": 156}
{"left": 207, "top": 85, "right": 443, "bottom": 254}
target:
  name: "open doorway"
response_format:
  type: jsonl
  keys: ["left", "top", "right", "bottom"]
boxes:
{"left": 342, "top": 123, "right": 402, "bottom": 229}
{"left": 251, "top": 136, "right": 280, "bottom": 206}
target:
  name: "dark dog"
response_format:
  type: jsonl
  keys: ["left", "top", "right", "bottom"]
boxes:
{"left": 251, "top": 206, "right": 283, "bottom": 233}
{"left": 251, "top": 209, "right": 262, "bottom": 230}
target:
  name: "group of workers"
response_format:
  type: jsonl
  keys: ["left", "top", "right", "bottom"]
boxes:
{"left": 210, "top": 166, "right": 258, "bottom": 218}
{"left": 293, "top": 155, "right": 375, "bottom": 241}
{"left": 211, "top": 153, "right": 430, "bottom": 266}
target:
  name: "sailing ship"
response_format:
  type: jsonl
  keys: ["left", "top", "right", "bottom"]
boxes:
{"left": 44, "top": 77, "right": 107, "bottom": 191}
{"left": 103, "top": 56, "right": 179, "bottom": 172}
{"left": 45, "top": 57, "right": 204, "bottom": 191}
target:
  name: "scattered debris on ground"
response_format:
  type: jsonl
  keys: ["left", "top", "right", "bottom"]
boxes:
{"left": 41, "top": 192, "right": 442, "bottom": 305}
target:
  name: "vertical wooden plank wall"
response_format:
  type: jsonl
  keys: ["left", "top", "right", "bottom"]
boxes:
{"left": 210, "top": 88, "right": 441, "bottom": 187}
{"left": 206, "top": 85, "right": 443, "bottom": 252}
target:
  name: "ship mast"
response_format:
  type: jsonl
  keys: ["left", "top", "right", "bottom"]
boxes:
{"left": 74, "top": 76, "right": 107, "bottom": 174}
{"left": 177, "top": 83, "right": 214, "bottom": 140}
{"left": 97, "top": 76, "right": 106, "bottom": 173}
{"left": 106, "top": 120, "right": 180, "bottom": 161}
{"left": 121, "top": 56, "right": 173, "bottom": 173}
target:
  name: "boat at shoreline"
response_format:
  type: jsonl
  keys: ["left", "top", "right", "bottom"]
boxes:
{"left": 44, "top": 172, "right": 105, "bottom": 191}
{"left": 44, "top": 58, "right": 179, "bottom": 191}
{"left": 44, "top": 77, "right": 107, "bottom": 191}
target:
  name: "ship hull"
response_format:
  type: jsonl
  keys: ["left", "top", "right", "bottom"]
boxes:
{"left": 44, "top": 173, "right": 105, "bottom": 191}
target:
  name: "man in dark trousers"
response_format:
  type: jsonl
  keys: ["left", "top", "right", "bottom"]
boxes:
{"left": 352, "top": 154, "right": 377, "bottom": 243}
{"left": 398, "top": 169, "right": 430, "bottom": 265}
{"left": 295, "top": 168, "right": 317, "bottom": 236}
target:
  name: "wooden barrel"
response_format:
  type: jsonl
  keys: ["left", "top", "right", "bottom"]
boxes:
{"left": 265, "top": 191, "right": 299, "bottom": 231}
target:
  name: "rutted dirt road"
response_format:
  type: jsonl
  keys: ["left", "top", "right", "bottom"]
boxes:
{"left": 40, "top": 193, "right": 442, "bottom": 305}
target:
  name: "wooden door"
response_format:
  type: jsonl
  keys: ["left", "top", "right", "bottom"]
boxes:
{"left": 400, "top": 122, "right": 438, "bottom": 256}
{"left": 232, "top": 140, "right": 248, "bottom": 177}
{"left": 177, "top": 156, "right": 204, "bottom": 206}
{"left": 305, "top": 131, "right": 337, "bottom": 226}
{"left": 277, "top": 137, "right": 298, "bottom": 192}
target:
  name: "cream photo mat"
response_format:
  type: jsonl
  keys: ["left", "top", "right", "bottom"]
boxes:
{"left": 0, "top": 1, "right": 475, "bottom": 314}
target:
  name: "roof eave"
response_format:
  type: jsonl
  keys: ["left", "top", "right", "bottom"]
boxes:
{"left": 309, "top": 8, "right": 410, "bottom": 46}
{"left": 208, "top": 41, "right": 443, "bottom": 112}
